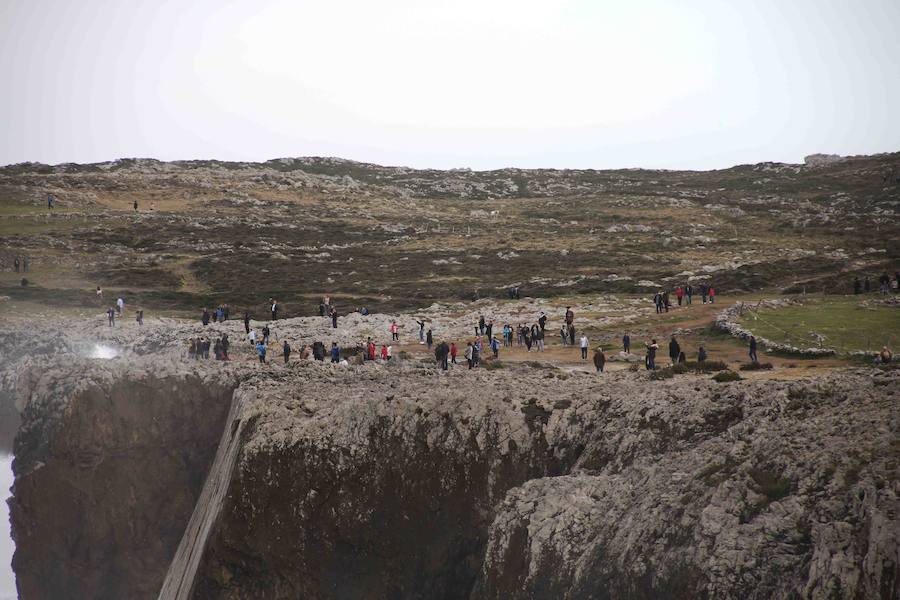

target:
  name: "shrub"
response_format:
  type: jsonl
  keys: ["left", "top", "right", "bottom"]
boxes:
{"left": 650, "top": 360, "right": 728, "bottom": 380}
{"left": 650, "top": 368, "right": 675, "bottom": 380}
{"left": 482, "top": 361, "right": 505, "bottom": 370}
{"left": 740, "top": 362, "right": 773, "bottom": 371}
{"left": 694, "top": 360, "right": 728, "bottom": 373}
{"left": 713, "top": 371, "right": 742, "bottom": 383}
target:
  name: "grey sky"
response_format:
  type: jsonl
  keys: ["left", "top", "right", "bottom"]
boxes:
{"left": 1, "top": 0, "right": 899, "bottom": 170}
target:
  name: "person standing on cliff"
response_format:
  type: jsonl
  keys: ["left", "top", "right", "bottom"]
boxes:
{"left": 749, "top": 335, "right": 758, "bottom": 363}
{"left": 107, "top": 306, "right": 115, "bottom": 327}
{"left": 330, "top": 342, "right": 341, "bottom": 363}
{"left": 201, "top": 307, "right": 210, "bottom": 326}
{"left": 579, "top": 334, "right": 589, "bottom": 360}
{"left": 490, "top": 336, "right": 500, "bottom": 359}
{"left": 450, "top": 342, "right": 458, "bottom": 364}
{"left": 646, "top": 339, "right": 658, "bottom": 370}
{"left": 47, "top": 193, "right": 55, "bottom": 209}
{"left": 256, "top": 340, "right": 267, "bottom": 364}
{"left": 465, "top": 342, "right": 474, "bottom": 369}
{"left": 331, "top": 307, "right": 338, "bottom": 329}
{"left": 13, "top": 256, "right": 19, "bottom": 273}
{"left": 416, "top": 319, "right": 426, "bottom": 343}
{"left": 593, "top": 347, "right": 606, "bottom": 373}
{"left": 390, "top": 320, "right": 399, "bottom": 342}
{"left": 244, "top": 311, "right": 251, "bottom": 334}
{"left": 623, "top": 333, "right": 631, "bottom": 354}
{"left": 271, "top": 298, "right": 278, "bottom": 321}
{"left": 136, "top": 309, "right": 143, "bottom": 325}
{"left": 283, "top": 340, "right": 291, "bottom": 364}
{"left": 669, "top": 336, "right": 681, "bottom": 366}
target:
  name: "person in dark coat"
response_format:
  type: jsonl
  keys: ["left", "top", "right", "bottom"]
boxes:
{"left": 283, "top": 341, "right": 291, "bottom": 364}
{"left": 244, "top": 311, "right": 251, "bottom": 334}
{"left": 669, "top": 336, "right": 681, "bottom": 365}
{"left": 593, "top": 348, "right": 606, "bottom": 373}
{"left": 749, "top": 336, "right": 758, "bottom": 363}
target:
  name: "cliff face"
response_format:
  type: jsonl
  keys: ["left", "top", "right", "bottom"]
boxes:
{"left": 191, "top": 365, "right": 898, "bottom": 599}
{"left": 8, "top": 357, "right": 899, "bottom": 599}
{"left": 10, "top": 359, "right": 238, "bottom": 600}
{"left": 194, "top": 364, "right": 576, "bottom": 599}
{"left": 475, "top": 371, "right": 900, "bottom": 599}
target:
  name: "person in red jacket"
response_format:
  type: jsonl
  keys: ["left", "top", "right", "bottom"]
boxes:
{"left": 450, "top": 342, "right": 458, "bottom": 365}
{"left": 675, "top": 286, "right": 684, "bottom": 306}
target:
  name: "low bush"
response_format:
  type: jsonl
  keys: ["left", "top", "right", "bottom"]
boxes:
{"left": 650, "top": 360, "right": 729, "bottom": 380}
{"left": 713, "top": 371, "right": 742, "bottom": 383}
{"left": 740, "top": 362, "right": 774, "bottom": 371}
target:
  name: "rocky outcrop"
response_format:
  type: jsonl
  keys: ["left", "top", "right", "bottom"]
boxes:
{"left": 194, "top": 363, "right": 574, "bottom": 599}
{"left": 475, "top": 369, "right": 899, "bottom": 599}
{"left": 193, "top": 365, "right": 897, "bottom": 599}
{"left": 7, "top": 351, "right": 899, "bottom": 599}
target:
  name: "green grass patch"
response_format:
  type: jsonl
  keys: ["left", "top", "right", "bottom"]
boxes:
{"left": 736, "top": 297, "right": 900, "bottom": 353}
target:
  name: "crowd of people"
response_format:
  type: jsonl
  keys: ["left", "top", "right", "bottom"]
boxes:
{"left": 854, "top": 273, "right": 900, "bottom": 295}
{"left": 188, "top": 334, "right": 231, "bottom": 360}
{"left": 92, "top": 280, "right": 896, "bottom": 371}
{"left": 653, "top": 284, "right": 717, "bottom": 314}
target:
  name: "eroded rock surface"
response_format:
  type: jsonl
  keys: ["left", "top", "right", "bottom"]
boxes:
{"left": 5, "top": 338, "right": 899, "bottom": 599}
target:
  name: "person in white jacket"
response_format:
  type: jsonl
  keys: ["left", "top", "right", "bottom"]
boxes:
{"left": 579, "top": 335, "right": 589, "bottom": 360}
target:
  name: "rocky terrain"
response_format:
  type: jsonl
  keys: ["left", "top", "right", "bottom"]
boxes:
{"left": 1, "top": 153, "right": 898, "bottom": 316}
{"left": 2, "top": 153, "right": 898, "bottom": 599}
{"left": 2, "top": 314, "right": 898, "bottom": 599}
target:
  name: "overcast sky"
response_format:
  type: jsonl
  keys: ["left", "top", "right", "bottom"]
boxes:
{"left": 1, "top": 0, "right": 899, "bottom": 170}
